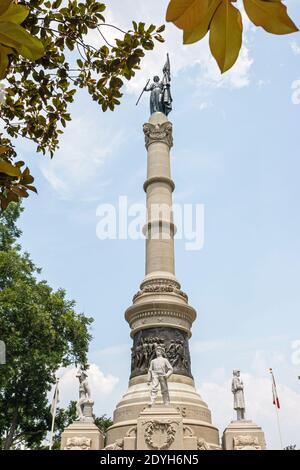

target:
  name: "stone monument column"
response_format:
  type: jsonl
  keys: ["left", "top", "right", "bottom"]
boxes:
{"left": 106, "top": 112, "right": 220, "bottom": 450}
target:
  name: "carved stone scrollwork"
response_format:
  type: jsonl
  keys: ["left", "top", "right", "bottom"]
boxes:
{"left": 130, "top": 327, "right": 192, "bottom": 379}
{"left": 143, "top": 122, "right": 173, "bottom": 150}
{"left": 233, "top": 435, "right": 261, "bottom": 450}
{"left": 143, "top": 420, "right": 177, "bottom": 450}
{"left": 133, "top": 278, "right": 188, "bottom": 302}
{"left": 64, "top": 437, "right": 91, "bottom": 450}
{"left": 197, "top": 438, "right": 210, "bottom": 450}
{"left": 104, "top": 439, "right": 124, "bottom": 450}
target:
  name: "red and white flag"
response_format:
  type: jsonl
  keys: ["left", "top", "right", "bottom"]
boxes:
{"left": 270, "top": 368, "right": 280, "bottom": 409}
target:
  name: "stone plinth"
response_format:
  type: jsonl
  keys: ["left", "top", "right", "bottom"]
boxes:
{"left": 222, "top": 420, "right": 266, "bottom": 450}
{"left": 137, "top": 406, "right": 184, "bottom": 450}
{"left": 60, "top": 422, "right": 104, "bottom": 450}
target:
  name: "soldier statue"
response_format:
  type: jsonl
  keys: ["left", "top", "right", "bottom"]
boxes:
{"left": 232, "top": 370, "right": 246, "bottom": 421}
{"left": 147, "top": 346, "right": 173, "bottom": 406}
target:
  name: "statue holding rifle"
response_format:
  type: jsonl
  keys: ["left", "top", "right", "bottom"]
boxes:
{"left": 136, "top": 54, "right": 173, "bottom": 116}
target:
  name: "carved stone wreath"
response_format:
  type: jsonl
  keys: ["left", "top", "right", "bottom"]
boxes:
{"left": 143, "top": 420, "right": 177, "bottom": 450}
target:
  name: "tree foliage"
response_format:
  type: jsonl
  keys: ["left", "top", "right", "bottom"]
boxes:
{"left": 0, "top": 0, "right": 165, "bottom": 210}
{"left": 0, "top": 203, "right": 93, "bottom": 449}
{"left": 166, "top": 0, "right": 298, "bottom": 73}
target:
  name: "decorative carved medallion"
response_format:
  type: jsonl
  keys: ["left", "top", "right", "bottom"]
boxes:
{"left": 130, "top": 327, "right": 192, "bottom": 379}
{"left": 143, "top": 122, "right": 173, "bottom": 150}
{"left": 143, "top": 420, "right": 177, "bottom": 450}
{"left": 64, "top": 436, "right": 91, "bottom": 450}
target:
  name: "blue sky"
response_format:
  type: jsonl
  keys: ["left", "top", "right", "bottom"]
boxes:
{"left": 8, "top": 0, "right": 300, "bottom": 449}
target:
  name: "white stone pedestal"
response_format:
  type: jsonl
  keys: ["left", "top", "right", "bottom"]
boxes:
{"left": 137, "top": 406, "right": 184, "bottom": 450}
{"left": 222, "top": 420, "right": 266, "bottom": 450}
{"left": 60, "top": 422, "right": 104, "bottom": 450}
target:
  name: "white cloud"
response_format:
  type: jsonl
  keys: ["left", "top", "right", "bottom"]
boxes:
{"left": 290, "top": 41, "right": 300, "bottom": 56}
{"left": 198, "top": 371, "right": 300, "bottom": 450}
{"left": 39, "top": 117, "right": 123, "bottom": 199}
{"left": 198, "top": 102, "right": 212, "bottom": 111}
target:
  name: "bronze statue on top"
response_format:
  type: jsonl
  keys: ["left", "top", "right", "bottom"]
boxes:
{"left": 136, "top": 54, "right": 173, "bottom": 116}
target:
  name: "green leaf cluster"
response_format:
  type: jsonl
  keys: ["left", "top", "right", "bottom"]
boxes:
{"left": 0, "top": 1, "right": 165, "bottom": 210}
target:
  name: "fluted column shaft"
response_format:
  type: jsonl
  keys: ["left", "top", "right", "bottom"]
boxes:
{"left": 143, "top": 113, "right": 175, "bottom": 279}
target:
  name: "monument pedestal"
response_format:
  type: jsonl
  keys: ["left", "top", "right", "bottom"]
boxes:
{"left": 108, "top": 405, "right": 214, "bottom": 450}
{"left": 222, "top": 420, "right": 266, "bottom": 450}
{"left": 61, "top": 421, "right": 104, "bottom": 450}
{"left": 137, "top": 406, "right": 184, "bottom": 450}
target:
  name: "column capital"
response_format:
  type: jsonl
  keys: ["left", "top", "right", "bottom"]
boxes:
{"left": 143, "top": 121, "right": 173, "bottom": 150}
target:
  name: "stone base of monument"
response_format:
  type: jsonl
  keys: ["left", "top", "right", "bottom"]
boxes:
{"left": 107, "top": 375, "right": 220, "bottom": 450}
{"left": 106, "top": 405, "right": 214, "bottom": 450}
{"left": 222, "top": 420, "right": 266, "bottom": 450}
{"left": 60, "top": 422, "right": 104, "bottom": 450}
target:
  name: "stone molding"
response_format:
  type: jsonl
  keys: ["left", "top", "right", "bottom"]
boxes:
{"left": 133, "top": 278, "right": 188, "bottom": 303}
{"left": 143, "top": 176, "right": 175, "bottom": 193}
{"left": 125, "top": 302, "right": 197, "bottom": 336}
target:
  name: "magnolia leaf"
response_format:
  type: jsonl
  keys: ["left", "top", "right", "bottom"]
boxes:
{"left": 0, "top": 146, "right": 10, "bottom": 155}
{"left": 183, "top": 0, "right": 222, "bottom": 44}
{"left": 0, "top": 44, "right": 12, "bottom": 79}
{"left": 166, "top": 0, "right": 209, "bottom": 31}
{"left": 0, "top": 0, "right": 12, "bottom": 16}
{"left": 209, "top": 1, "right": 243, "bottom": 73}
{"left": 0, "top": 22, "right": 44, "bottom": 60}
{"left": 243, "top": 0, "right": 298, "bottom": 35}
{"left": 0, "top": 4, "right": 30, "bottom": 26}
{"left": 25, "top": 185, "right": 38, "bottom": 194}
{"left": 0, "top": 159, "right": 22, "bottom": 177}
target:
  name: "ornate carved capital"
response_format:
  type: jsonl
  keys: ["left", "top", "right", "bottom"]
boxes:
{"left": 143, "top": 122, "right": 173, "bottom": 150}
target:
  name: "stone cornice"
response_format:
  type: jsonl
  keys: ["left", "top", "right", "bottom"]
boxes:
{"left": 125, "top": 301, "right": 197, "bottom": 337}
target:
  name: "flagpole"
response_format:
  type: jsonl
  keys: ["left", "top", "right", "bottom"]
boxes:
{"left": 49, "top": 378, "right": 59, "bottom": 450}
{"left": 269, "top": 368, "right": 283, "bottom": 450}
{"left": 275, "top": 403, "right": 283, "bottom": 450}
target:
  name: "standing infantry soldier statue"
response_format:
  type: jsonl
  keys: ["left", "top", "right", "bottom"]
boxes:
{"left": 147, "top": 346, "right": 173, "bottom": 406}
{"left": 232, "top": 370, "right": 246, "bottom": 421}
{"left": 75, "top": 365, "right": 94, "bottom": 422}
